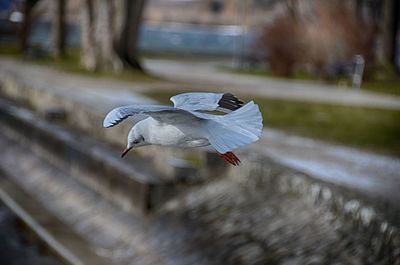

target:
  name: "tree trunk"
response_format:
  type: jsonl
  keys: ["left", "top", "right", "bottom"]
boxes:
{"left": 52, "top": 0, "right": 66, "bottom": 59}
{"left": 80, "top": 0, "right": 98, "bottom": 71}
{"left": 80, "top": 0, "right": 145, "bottom": 71}
{"left": 95, "top": 0, "right": 123, "bottom": 71}
{"left": 19, "top": 0, "right": 40, "bottom": 54}
{"left": 20, "top": 2, "right": 33, "bottom": 53}
{"left": 379, "top": 0, "right": 399, "bottom": 70}
{"left": 115, "top": 0, "right": 146, "bottom": 70}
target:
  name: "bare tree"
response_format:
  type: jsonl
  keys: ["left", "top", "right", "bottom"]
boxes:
{"left": 115, "top": 0, "right": 146, "bottom": 70}
{"left": 80, "top": 0, "right": 146, "bottom": 72}
{"left": 380, "top": 0, "right": 399, "bottom": 71}
{"left": 19, "top": 0, "right": 40, "bottom": 53}
{"left": 51, "top": 0, "right": 67, "bottom": 58}
{"left": 81, "top": 0, "right": 98, "bottom": 70}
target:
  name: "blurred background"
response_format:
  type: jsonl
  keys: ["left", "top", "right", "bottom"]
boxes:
{"left": 0, "top": 0, "right": 399, "bottom": 264}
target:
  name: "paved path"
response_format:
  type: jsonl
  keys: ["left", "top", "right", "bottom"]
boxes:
{"left": 144, "top": 58, "right": 400, "bottom": 110}
{"left": 0, "top": 57, "right": 399, "bottom": 210}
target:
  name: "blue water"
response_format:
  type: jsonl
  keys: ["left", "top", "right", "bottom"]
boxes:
{"left": 30, "top": 22, "right": 256, "bottom": 56}
{"left": 140, "top": 23, "right": 255, "bottom": 55}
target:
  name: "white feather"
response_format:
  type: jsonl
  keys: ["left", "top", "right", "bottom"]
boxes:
{"left": 170, "top": 92, "right": 224, "bottom": 112}
{"left": 206, "top": 101, "right": 263, "bottom": 153}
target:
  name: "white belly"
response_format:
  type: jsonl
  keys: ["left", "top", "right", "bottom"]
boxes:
{"left": 147, "top": 121, "right": 209, "bottom": 148}
{"left": 179, "top": 138, "right": 210, "bottom": 148}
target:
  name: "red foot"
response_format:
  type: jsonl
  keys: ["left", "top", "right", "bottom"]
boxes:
{"left": 219, "top": 152, "right": 241, "bottom": 166}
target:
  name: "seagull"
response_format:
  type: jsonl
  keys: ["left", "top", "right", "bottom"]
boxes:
{"left": 103, "top": 92, "right": 263, "bottom": 165}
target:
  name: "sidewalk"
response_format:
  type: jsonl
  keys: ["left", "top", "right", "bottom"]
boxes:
{"left": 0, "top": 57, "right": 399, "bottom": 210}
{"left": 144, "top": 58, "right": 400, "bottom": 110}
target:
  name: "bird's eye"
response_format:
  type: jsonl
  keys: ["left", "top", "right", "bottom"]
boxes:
{"left": 132, "top": 136, "right": 144, "bottom": 145}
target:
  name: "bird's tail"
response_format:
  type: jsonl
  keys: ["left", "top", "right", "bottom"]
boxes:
{"left": 221, "top": 101, "right": 263, "bottom": 138}
{"left": 207, "top": 101, "right": 263, "bottom": 154}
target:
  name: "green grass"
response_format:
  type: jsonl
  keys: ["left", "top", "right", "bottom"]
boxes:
{"left": 30, "top": 50, "right": 158, "bottom": 82}
{"left": 224, "top": 67, "right": 400, "bottom": 96}
{"left": 362, "top": 80, "right": 400, "bottom": 96}
{"left": 143, "top": 90, "right": 400, "bottom": 157}
{"left": 360, "top": 64, "right": 400, "bottom": 95}
{"left": 0, "top": 45, "right": 158, "bottom": 82}
{"left": 222, "top": 66, "right": 324, "bottom": 82}
{"left": 0, "top": 43, "right": 21, "bottom": 56}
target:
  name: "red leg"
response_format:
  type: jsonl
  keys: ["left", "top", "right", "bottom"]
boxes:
{"left": 218, "top": 152, "right": 241, "bottom": 166}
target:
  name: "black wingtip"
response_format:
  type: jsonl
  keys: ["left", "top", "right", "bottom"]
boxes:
{"left": 218, "top": 93, "right": 244, "bottom": 111}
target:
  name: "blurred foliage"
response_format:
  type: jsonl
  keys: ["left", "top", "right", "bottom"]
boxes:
{"left": 258, "top": 0, "right": 377, "bottom": 78}
{"left": 144, "top": 90, "right": 400, "bottom": 157}
{"left": 260, "top": 14, "right": 304, "bottom": 76}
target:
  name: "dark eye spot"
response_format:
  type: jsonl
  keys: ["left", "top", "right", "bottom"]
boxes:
{"left": 133, "top": 139, "right": 140, "bottom": 144}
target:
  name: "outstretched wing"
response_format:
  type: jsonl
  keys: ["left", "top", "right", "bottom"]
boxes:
{"left": 170, "top": 92, "right": 243, "bottom": 113}
{"left": 103, "top": 104, "right": 201, "bottom": 128}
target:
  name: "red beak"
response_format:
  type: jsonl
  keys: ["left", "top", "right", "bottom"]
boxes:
{"left": 121, "top": 147, "right": 132, "bottom": 158}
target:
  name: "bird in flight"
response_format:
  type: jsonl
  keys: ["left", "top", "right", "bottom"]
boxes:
{"left": 103, "top": 92, "right": 263, "bottom": 166}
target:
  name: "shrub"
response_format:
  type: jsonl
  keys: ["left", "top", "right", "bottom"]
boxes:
{"left": 260, "top": 14, "right": 305, "bottom": 76}
{"left": 258, "top": 0, "right": 377, "bottom": 79}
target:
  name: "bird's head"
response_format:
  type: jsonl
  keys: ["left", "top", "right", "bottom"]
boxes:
{"left": 121, "top": 125, "right": 147, "bottom": 158}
